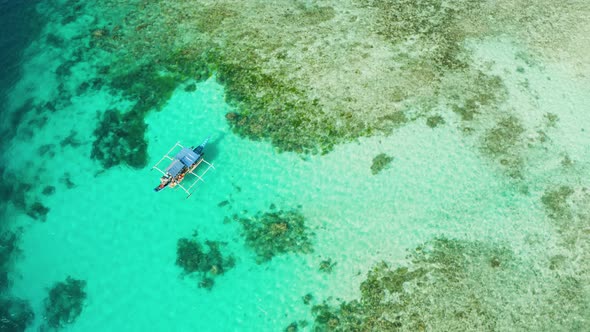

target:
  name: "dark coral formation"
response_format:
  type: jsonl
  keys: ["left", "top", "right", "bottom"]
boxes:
{"left": 319, "top": 259, "right": 337, "bottom": 273}
{"left": 308, "top": 237, "right": 588, "bottom": 331}
{"left": 109, "top": 64, "right": 182, "bottom": 115}
{"left": 87, "top": 52, "right": 212, "bottom": 170}
{"left": 43, "top": 276, "right": 87, "bottom": 329}
{"left": 80, "top": 2, "right": 372, "bottom": 154}
{"left": 541, "top": 185, "right": 575, "bottom": 220}
{"left": 176, "top": 234, "right": 235, "bottom": 290}
{"left": 481, "top": 115, "right": 526, "bottom": 178}
{"left": 426, "top": 115, "right": 445, "bottom": 128}
{"left": 0, "top": 168, "right": 29, "bottom": 211}
{"left": 537, "top": 185, "right": 590, "bottom": 326}
{"left": 370, "top": 153, "right": 394, "bottom": 175}
{"left": 541, "top": 185, "right": 590, "bottom": 250}
{"left": 184, "top": 83, "right": 197, "bottom": 92}
{"left": 0, "top": 297, "right": 34, "bottom": 332}
{"left": 0, "top": 231, "right": 20, "bottom": 292}
{"left": 235, "top": 208, "right": 314, "bottom": 263}
{"left": 363, "top": 0, "right": 477, "bottom": 70}
{"left": 0, "top": 228, "right": 34, "bottom": 332}
{"left": 42, "top": 186, "right": 56, "bottom": 196}
{"left": 80, "top": 0, "right": 545, "bottom": 159}
{"left": 90, "top": 109, "right": 148, "bottom": 169}
{"left": 38, "top": 0, "right": 578, "bottom": 177}
{"left": 482, "top": 116, "right": 525, "bottom": 156}
{"left": 26, "top": 201, "right": 50, "bottom": 222}
{"left": 284, "top": 320, "right": 309, "bottom": 332}
{"left": 218, "top": 59, "right": 351, "bottom": 154}
{"left": 87, "top": 30, "right": 217, "bottom": 169}
{"left": 60, "top": 130, "right": 82, "bottom": 148}
{"left": 0, "top": 167, "right": 50, "bottom": 222}
{"left": 454, "top": 73, "right": 507, "bottom": 121}
{"left": 60, "top": 173, "right": 75, "bottom": 189}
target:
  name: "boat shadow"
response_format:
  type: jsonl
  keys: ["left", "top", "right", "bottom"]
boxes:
{"left": 201, "top": 132, "right": 225, "bottom": 164}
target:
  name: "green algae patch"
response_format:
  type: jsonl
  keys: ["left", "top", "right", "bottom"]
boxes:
{"left": 235, "top": 208, "right": 314, "bottom": 263}
{"left": 541, "top": 186, "right": 575, "bottom": 220}
{"left": 90, "top": 109, "right": 148, "bottom": 169}
{"left": 537, "top": 185, "right": 590, "bottom": 322}
{"left": 426, "top": 115, "right": 445, "bottom": 128}
{"left": 291, "top": 5, "right": 336, "bottom": 26}
{"left": 446, "top": 72, "right": 507, "bottom": 123}
{"left": 192, "top": 5, "right": 238, "bottom": 33}
{"left": 540, "top": 185, "right": 590, "bottom": 251}
{"left": 43, "top": 276, "right": 87, "bottom": 329}
{"left": 480, "top": 115, "right": 526, "bottom": 178}
{"left": 371, "top": 153, "right": 394, "bottom": 175}
{"left": 376, "top": 111, "right": 409, "bottom": 134}
{"left": 308, "top": 237, "right": 589, "bottom": 331}
{"left": 482, "top": 116, "right": 525, "bottom": 156}
{"left": 362, "top": 0, "right": 479, "bottom": 70}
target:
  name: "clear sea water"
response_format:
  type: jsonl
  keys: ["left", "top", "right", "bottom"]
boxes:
{"left": 1, "top": 1, "right": 589, "bottom": 331}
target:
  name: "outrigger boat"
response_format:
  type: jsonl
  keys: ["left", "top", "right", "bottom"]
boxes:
{"left": 151, "top": 137, "right": 214, "bottom": 198}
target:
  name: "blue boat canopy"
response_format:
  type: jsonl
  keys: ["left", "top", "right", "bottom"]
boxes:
{"left": 166, "top": 160, "right": 185, "bottom": 177}
{"left": 175, "top": 148, "right": 201, "bottom": 168}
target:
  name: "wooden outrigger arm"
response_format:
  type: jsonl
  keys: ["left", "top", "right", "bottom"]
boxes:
{"left": 182, "top": 158, "right": 215, "bottom": 198}
{"left": 151, "top": 141, "right": 181, "bottom": 176}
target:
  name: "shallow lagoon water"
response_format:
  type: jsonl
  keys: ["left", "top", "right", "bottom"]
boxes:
{"left": 5, "top": 78, "right": 556, "bottom": 330}
{"left": 1, "top": 1, "right": 589, "bottom": 331}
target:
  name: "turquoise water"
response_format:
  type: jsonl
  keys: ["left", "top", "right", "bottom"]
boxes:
{"left": 1, "top": 1, "right": 589, "bottom": 331}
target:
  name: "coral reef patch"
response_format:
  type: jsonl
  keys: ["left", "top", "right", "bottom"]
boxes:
{"left": 0, "top": 231, "right": 20, "bottom": 292}
{"left": 370, "top": 153, "right": 394, "bottom": 175}
{"left": 0, "top": 297, "right": 34, "bottom": 332}
{"left": 43, "top": 276, "right": 87, "bottom": 329}
{"left": 176, "top": 232, "right": 235, "bottom": 290}
{"left": 308, "top": 237, "right": 589, "bottom": 331}
{"left": 541, "top": 184, "right": 590, "bottom": 261}
{"left": 0, "top": 167, "right": 51, "bottom": 222}
{"left": 90, "top": 109, "right": 148, "bottom": 169}
{"left": 234, "top": 208, "right": 314, "bottom": 263}
{"left": 84, "top": 0, "right": 588, "bottom": 162}
{"left": 480, "top": 115, "right": 526, "bottom": 178}
{"left": 318, "top": 258, "right": 337, "bottom": 273}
